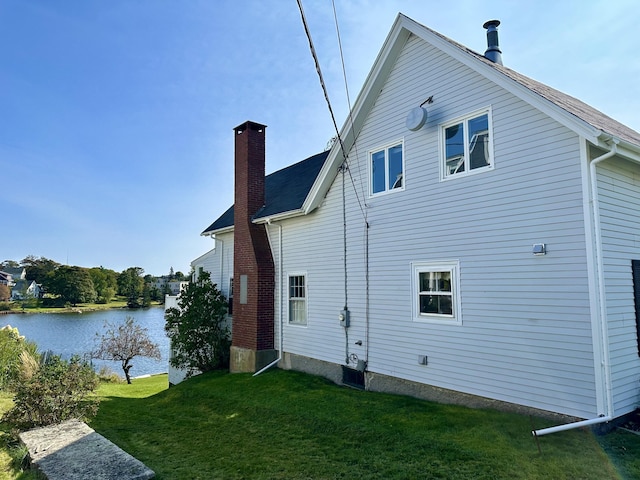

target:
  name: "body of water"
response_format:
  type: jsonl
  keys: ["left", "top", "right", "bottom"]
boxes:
{"left": 1, "top": 307, "right": 170, "bottom": 378}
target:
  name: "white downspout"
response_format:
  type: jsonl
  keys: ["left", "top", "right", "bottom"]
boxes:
{"left": 533, "top": 140, "right": 618, "bottom": 437}
{"left": 254, "top": 219, "right": 283, "bottom": 376}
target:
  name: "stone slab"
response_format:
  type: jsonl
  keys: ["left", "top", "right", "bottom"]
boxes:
{"left": 19, "top": 419, "right": 154, "bottom": 480}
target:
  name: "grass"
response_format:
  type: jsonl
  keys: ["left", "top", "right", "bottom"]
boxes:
{"left": 2, "top": 370, "right": 639, "bottom": 479}
{"left": 89, "top": 370, "right": 639, "bottom": 480}
{"left": 3, "top": 297, "right": 163, "bottom": 314}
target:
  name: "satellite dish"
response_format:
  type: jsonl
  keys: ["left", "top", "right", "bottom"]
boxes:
{"left": 405, "top": 107, "right": 427, "bottom": 131}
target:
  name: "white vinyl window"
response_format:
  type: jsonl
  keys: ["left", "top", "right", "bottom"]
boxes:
{"left": 441, "top": 109, "right": 493, "bottom": 180}
{"left": 412, "top": 261, "right": 461, "bottom": 325}
{"left": 288, "top": 274, "right": 307, "bottom": 325}
{"left": 370, "top": 141, "right": 404, "bottom": 196}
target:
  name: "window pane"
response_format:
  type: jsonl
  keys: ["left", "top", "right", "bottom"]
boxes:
{"left": 371, "top": 150, "right": 386, "bottom": 194}
{"left": 388, "top": 144, "right": 403, "bottom": 190}
{"left": 419, "top": 294, "right": 453, "bottom": 315}
{"left": 468, "top": 114, "right": 489, "bottom": 169}
{"left": 419, "top": 271, "right": 451, "bottom": 292}
{"left": 445, "top": 123, "right": 465, "bottom": 174}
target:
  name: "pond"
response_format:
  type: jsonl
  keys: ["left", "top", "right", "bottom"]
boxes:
{"left": 0, "top": 307, "right": 170, "bottom": 378}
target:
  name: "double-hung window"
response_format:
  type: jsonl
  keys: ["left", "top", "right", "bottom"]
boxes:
{"left": 288, "top": 274, "right": 307, "bottom": 325}
{"left": 412, "top": 261, "right": 461, "bottom": 325}
{"left": 441, "top": 109, "right": 493, "bottom": 179}
{"left": 370, "top": 141, "right": 404, "bottom": 195}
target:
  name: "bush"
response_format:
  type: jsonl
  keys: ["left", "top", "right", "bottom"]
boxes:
{"left": 0, "top": 326, "right": 38, "bottom": 390}
{"left": 165, "top": 271, "right": 230, "bottom": 376}
{"left": 2, "top": 353, "right": 99, "bottom": 430}
{"left": 0, "top": 302, "right": 11, "bottom": 311}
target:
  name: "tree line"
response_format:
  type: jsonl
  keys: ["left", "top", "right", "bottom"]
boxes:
{"left": 1, "top": 256, "right": 187, "bottom": 307}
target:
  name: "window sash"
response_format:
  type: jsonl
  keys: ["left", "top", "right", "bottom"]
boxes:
{"left": 370, "top": 142, "right": 404, "bottom": 195}
{"left": 443, "top": 111, "right": 491, "bottom": 179}
{"left": 288, "top": 275, "right": 306, "bottom": 325}
{"left": 412, "top": 262, "right": 460, "bottom": 324}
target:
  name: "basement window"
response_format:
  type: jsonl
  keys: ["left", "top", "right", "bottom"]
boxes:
{"left": 288, "top": 274, "right": 307, "bottom": 326}
{"left": 441, "top": 109, "right": 493, "bottom": 180}
{"left": 370, "top": 141, "right": 404, "bottom": 196}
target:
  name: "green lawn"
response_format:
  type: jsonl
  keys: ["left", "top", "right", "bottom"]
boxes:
{"left": 2, "top": 370, "right": 639, "bottom": 479}
{"left": 91, "top": 370, "right": 639, "bottom": 480}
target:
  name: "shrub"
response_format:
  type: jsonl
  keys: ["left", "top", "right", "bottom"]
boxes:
{"left": 165, "top": 271, "right": 230, "bottom": 376}
{"left": 2, "top": 353, "right": 99, "bottom": 429}
{"left": 0, "top": 326, "right": 38, "bottom": 390}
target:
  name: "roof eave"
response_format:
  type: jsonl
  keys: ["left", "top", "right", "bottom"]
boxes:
{"left": 200, "top": 225, "right": 234, "bottom": 237}
{"left": 253, "top": 208, "right": 306, "bottom": 224}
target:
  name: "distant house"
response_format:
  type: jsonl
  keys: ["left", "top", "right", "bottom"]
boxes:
{"left": 179, "top": 15, "right": 640, "bottom": 432}
{"left": 1, "top": 267, "right": 26, "bottom": 283}
{"left": 0, "top": 272, "right": 11, "bottom": 286}
{"left": 11, "top": 280, "right": 41, "bottom": 300}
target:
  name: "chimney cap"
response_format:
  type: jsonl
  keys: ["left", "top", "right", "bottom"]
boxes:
{"left": 483, "top": 19, "right": 500, "bottom": 29}
{"left": 234, "top": 120, "right": 267, "bottom": 134}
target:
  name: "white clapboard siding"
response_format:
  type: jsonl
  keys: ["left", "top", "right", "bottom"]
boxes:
{"left": 278, "top": 33, "right": 598, "bottom": 417}
{"left": 596, "top": 158, "right": 640, "bottom": 416}
{"left": 191, "top": 233, "right": 234, "bottom": 299}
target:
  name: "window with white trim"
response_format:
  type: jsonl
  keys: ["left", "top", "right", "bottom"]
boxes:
{"left": 288, "top": 274, "right": 307, "bottom": 325}
{"left": 441, "top": 109, "right": 493, "bottom": 179}
{"left": 412, "top": 261, "right": 461, "bottom": 324}
{"left": 370, "top": 141, "right": 404, "bottom": 195}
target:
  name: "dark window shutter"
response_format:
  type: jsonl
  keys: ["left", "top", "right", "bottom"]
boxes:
{"left": 631, "top": 260, "right": 640, "bottom": 356}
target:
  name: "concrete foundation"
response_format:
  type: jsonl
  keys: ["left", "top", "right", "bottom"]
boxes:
{"left": 230, "top": 346, "right": 278, "bottom": 373}
{"left": 280, "top": 352, "right": 575, "bottom": 423}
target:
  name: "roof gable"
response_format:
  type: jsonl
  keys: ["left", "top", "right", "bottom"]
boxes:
{"left": 202, "top": 150, "right": 329, "bottom": 235}
{"left": 304, "top": 13, "right": 640, "bottom": 213}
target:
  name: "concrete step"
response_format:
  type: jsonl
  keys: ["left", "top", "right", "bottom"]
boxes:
{"left": 19, "top": 419, "right": 154, "bottom": 480}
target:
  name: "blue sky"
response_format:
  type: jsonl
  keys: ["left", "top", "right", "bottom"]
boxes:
{"left": 1, "top": 1, "right": 638, "bottom": 276}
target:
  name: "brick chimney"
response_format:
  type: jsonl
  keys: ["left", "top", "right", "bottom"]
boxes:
{"left": 230, "top": 121, "right": 277, "bottom": 373}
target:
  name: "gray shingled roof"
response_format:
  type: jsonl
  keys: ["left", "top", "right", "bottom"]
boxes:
{"left": 202, "top": 150, "right": 329, "bottom": 235}
{"left": 425, "top": 23, "right": 640, "bottom": 147}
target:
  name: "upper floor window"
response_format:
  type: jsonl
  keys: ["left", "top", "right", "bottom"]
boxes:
{"left": 370, "top": 141, "right": 404, "bottom": 196}
{"left": 441, "top": 109, "right": 493, "bottom": 180}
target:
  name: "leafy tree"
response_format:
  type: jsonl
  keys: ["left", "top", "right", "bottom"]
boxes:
{"left": 118, "top": 267, "right": 145, "bottom": 307}
{"left": 47, "top": 266, "right": 96, "bottom": 306}
{"left": 0, "top": 284, "right": 10, "bottom": 302}
{"left": 88, "top": 267, "right": 118, "bottom": 304}
{"left": 168, "top": 266, "right": 175, "bottom": 280}
{"left": 93, "top": 317, "right": 161, "bottom": 384}
{"left": 165, "top": 271, "right": 230, "bottom": 376}
{"left": 142, "top": 283, "right": 151, "bottom": 307}
{"left": 0, "top": 260, "right": 20, "bottom": 270}
{"left": 21, "top": 255, "right": 60, "bottom": 285}
{"left": 2, "top": 353, "right": 99, "bottom": 429}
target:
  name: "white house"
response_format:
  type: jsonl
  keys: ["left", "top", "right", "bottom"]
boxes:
{"left": 11, "top": 280, "right": 41, "bottom": 300}
{"left": 186, "top": 14, "right": 640, "bottom": 432}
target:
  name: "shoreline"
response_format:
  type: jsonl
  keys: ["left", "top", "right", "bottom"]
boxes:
{"left": 0, "top": 303, "right": 164, "bottom": 315}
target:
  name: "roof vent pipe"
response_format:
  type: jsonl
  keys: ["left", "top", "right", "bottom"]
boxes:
{"left": 483, "top": 20, "right": 503, "bottom": 65}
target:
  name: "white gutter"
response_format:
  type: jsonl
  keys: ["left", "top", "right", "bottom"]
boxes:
{"left": 532, "top": 140, "right": 618, "bottom": 437}
{"left": 253, "top": 219, "right": 283, "bottom": 376}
